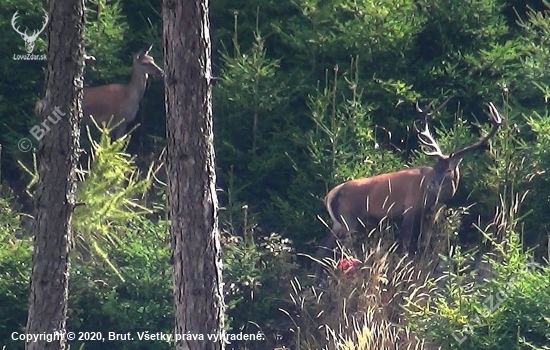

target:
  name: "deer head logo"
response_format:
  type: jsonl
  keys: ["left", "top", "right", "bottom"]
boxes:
{"left": 11, "top": 10, "right": 48, "bottom": 54}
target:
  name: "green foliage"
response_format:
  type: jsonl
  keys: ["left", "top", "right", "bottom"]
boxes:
{"left": 516, "top": 1, "right": 550, "bottom": 103}
{"left": 17, "top": 125, "right": 159, "bottom": 280}
{"left": 304, "top": 59, "right": 404, "bottom": 184}
{"left": 408, "top": 236, "right": 550, "bottom": 349}
{"left": 0, "top": 194, "right": 32, "bottom": 349}
{"left": 216, "top": 17, "right": 287, "bottom": 166}
{"left": 413, "top": 0, "right": 521, "bottom": 103}
{"left": 84, "top": 0, "right": 129, "bottom": 83}
{"left": 73, "top": 126, "right": 157, "bottom": 280}
{"left": 0, "top": 192, "right": 299, "bottom": 350}
{"left": 223, "top": 231, "right": 297, "bottom": 331}
{"left": 0, "top": 213, "right": 173, "bottom": 350}
{"left": 522, "top": 107, "right": 550, "bottom": 245}
{"left": 0, "top": 0, "right": 48, "bottom": 166}
{"left": 69, "top": 215, "right": 172, "bottom": 350}
{"left": 215, "top": 17, "right": 304, "bottom": 241}
{"left": 280, "top": 0, "right": 425, "bottom": 68}
{"left": 220, "top": 203, "right": 298, "bottom": 348}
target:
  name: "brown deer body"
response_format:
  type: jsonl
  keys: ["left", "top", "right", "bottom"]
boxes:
{"left": 35, "top": 44, "right": 164, "bottom": 139}
{"left": 83, "top": 44, "right": 164, "bottom": 139}
{"left": 315, "top": 102, "right": 504, "bottom": 279}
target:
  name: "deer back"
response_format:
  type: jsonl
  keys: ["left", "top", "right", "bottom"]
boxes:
{"left": 327, "top": 165, "right": 458, "bottom": 229}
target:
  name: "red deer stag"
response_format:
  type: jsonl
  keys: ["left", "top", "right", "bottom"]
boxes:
{"left": 35, "top": 44, "right": 164, "bottom": 139}
{"left": 315, "top": 101, "right": 504, "bottom": 279}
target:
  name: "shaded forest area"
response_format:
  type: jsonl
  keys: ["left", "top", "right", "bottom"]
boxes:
{"left": 1, "top": 0, "right": 550, "bottom": 349}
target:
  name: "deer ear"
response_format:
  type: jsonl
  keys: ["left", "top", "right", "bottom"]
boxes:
{"left": 448, "top": 154, "right": 464, "bottom": 168}
{"left": 135, "top": 44, "right": 153, "bottom": 59}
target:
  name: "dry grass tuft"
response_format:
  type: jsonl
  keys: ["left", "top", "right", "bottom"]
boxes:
{"left": 282, "top": 205, "right": 470, "bottom": 349}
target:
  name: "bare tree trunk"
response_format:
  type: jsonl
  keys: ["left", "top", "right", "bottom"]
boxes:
{"left": 162, "top": 1, "right": 225, "bottom": 350}
{"left": 25, "top": 1, "right": 85, "bottom": 349}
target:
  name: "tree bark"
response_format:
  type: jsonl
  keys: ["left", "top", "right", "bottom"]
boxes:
{"left": 25, "top": 1, "right": 85, "bottom": 350}
{"left": 162, "top": 1, "right": 225, "bottom": 350}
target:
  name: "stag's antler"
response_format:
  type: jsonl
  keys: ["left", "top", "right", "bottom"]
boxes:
{"left": 414, "top": 97, "right": 453, "bottom": 157}
{"left": 450, "top": 102, "right": 504, "bottom": 159}
{"left": 418, "top": 123, "right": 445, "bottom": 157}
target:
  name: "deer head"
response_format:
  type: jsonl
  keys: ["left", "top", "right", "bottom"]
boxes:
{"left": 133, "top": 44, "right": 164, "bottom": 78}
{"left": 416, "top": 100, "right": 504, "bottom": 193}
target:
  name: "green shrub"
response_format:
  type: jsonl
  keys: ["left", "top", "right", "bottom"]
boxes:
{"left": 221, "top": 203, "right": 299, "bottom": 349}
{"left": 408, "top": 234, "right": 550, "bottom": 349}
{"left": 0, "top": 194, "right": 32, "bottom": 349}
{"left": 68, "top": 216, "right": 172, "bottom": 350}
{"left": 0, "top": 195, "right": 171, "bottom": 350}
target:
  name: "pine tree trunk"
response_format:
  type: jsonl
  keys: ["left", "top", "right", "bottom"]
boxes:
{"left": 25, "top": 1, "right": 85, "bottom": 349}
{"left": 162, "top": 1, "right": 225, "bottom": 349}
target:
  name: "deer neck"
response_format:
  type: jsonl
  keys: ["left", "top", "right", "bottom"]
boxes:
{"left": 127, "top": 66, "right": 149, "bottom": 100}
